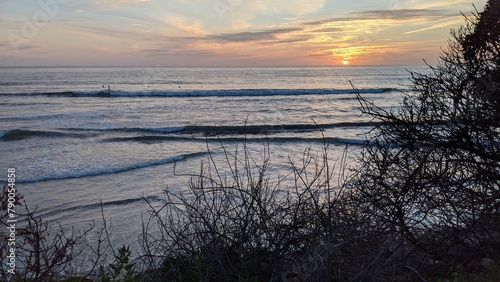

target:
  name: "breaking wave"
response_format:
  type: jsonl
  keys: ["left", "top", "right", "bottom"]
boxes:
{"left": 0, "top": 88, "right": 399, "bottom": 98}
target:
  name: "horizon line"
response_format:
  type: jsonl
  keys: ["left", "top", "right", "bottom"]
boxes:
{"left": 0, "top": 64, "right": 427, "bottom": 68}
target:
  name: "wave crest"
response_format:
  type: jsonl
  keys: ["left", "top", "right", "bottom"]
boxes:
{"left": 17, "top": 152, "right": 205, "bottom": 183}
{"left": 0, "top": 88, "right": 399, "bottom": 98}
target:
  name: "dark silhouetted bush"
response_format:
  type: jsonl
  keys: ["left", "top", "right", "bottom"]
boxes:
{"left": 351, "top": 0, "right": 499, "bottom": 279}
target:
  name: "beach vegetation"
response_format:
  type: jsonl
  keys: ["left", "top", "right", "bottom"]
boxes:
{"left": 1, "top": 184, "right": 93, "bottom": 281}
{"left": 137, "top": 140, "right": 354, "bottom": 281}
{"left": 98, "top": 245, "right": 140, "bottom": 282}
{"left": 351, "top": 0, "right": 499, "bottom": 279}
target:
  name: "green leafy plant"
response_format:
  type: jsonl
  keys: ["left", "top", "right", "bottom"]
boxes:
{"left": 99, "top": 245, "right": 139, "bottom": 282}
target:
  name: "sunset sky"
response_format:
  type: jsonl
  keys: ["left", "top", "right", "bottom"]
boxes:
{"left": 0, "top": 0, "right": 487, "bottom": 66}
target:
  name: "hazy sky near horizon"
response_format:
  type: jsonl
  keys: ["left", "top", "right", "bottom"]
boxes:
{"left": 0, "top": 0, "right": 488, "bottom": 66}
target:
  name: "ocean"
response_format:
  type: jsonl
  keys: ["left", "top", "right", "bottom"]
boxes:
{"left": 0, "top": 66, "right": 425, "bottom": 249}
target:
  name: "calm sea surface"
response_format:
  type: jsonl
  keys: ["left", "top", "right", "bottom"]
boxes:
{"left": 0, "top": 66, "right": 425, "bottom": 248}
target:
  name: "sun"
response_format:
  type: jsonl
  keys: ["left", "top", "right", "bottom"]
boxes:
{"left": 342, "top": 60, "right": 349, "bottom": 65}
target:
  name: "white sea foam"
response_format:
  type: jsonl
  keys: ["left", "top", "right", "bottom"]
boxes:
{"left": 18, "top": 152, "right": 205, "bottom": 183}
